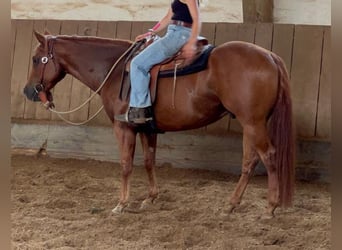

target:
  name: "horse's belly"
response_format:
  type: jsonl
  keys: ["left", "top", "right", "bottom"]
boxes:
{"left": 154, "top": 101, "right": 226, "bottom": 131}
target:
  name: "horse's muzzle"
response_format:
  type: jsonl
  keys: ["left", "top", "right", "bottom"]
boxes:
{"left": 23, "top": 85, "right": 41, "bottom": 102}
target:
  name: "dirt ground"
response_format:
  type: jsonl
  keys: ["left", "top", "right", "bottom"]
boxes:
{"left": 11, "top": 154, "right": 330, "bottom": 250}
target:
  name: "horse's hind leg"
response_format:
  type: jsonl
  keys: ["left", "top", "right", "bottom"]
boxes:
{"left": 244, "top": 122, "right": 279, "bottom": 217}
{"left": 229, "top": 127, "right": 259, "bottom": 212}
{"left": 139, "top": 133, "right": 159, "bottom": 209}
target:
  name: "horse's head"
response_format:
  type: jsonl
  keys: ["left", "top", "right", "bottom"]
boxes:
{"left": 23, "top": 30, "right": 66, "bottom": 106}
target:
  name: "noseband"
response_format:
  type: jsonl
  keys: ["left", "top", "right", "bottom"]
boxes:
{"left": 33, "top": 35, "right": 57, "bottom": 94}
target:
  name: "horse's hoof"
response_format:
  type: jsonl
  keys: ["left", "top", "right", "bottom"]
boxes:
{"left": 140, "top": 198, "right": 154, "bottom": 211}
{"left": 112, "top": 204, "right": 125, "bottom": 214}
{"left": 258, "top": 213, "right": 275, "bottom": 220}
{"left": 228, "top": 205, "right": 236, "bottom": 214}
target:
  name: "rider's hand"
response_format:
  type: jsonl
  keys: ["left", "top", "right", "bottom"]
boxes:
{"left": 135, "top": 32, "right": 152, "bottom": 42}
{"left": 181, "top": 41, "right": 197, "bottom": 60}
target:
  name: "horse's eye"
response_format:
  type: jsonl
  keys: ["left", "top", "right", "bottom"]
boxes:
{"left": 32, "top": 56, "right": 40, "bottom": 65}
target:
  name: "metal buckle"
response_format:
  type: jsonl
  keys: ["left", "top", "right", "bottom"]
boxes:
{"left": 41, "top": 56, "right": 49, "bottom": 64}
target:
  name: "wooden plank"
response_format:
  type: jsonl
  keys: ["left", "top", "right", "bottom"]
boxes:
{"left": 214, "top": 23, "right": 239, "bottom": 45}
{"left": 205, "top": 117, "right": 229, "bottom": 135}
{"left": 142, "top": 21, "right": 156, "bottom": 37}
{"left": 115, "top": 21, "right": 132, "bottom": 40}
{"left": 78, "top": 20, "right": 97, "bottom": 36}
{"left": 46, "top": 20, "right": 62, "bottom": 35}
{"left": 69, "top": 21, "right": 98, "bottom": 123}
{"left": 11, "top": 20, "right": 34, "bottom": 119}
{"left": 290, "top": 25, "right": 324, "bottom": 137}
{"left": 130, "top": 21, "right": 145, "bottom": 41}
{"left": 255, "top": 23, "right": 273, "bottom": 50}
{"left": 237, "top": 23, "right": 256, "bottom": 42}
{"left": 24, "top": 20, "right": 46, "bottom": 120}
{"left": 34, "top": 20, "right": 62, "bottom": 121}
{"left": 272, "top": 24, "right": 294, "bottom": 74}
{"left": 88, "top": 21, "right": 117, "bottom": 126}
{"left": 50, "top": 21, "right": 79, "bottom": 121}
{"left": 97, "top": 21, "right": 117, "bottom": 39}
{"left": 200, "top": 22, "right": 216, "bottom": 44}
{"left": 316, "top": 27, "right": 331, "bottom": 139}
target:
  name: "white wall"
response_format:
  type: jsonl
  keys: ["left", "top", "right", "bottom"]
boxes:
{"left": 11, "top": 0, "right": 331, "bottom": 25}
{"left": 274, "top": 0, "right": 331, "bottom": 25}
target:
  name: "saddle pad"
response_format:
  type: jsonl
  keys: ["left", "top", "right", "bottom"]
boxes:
{"left": 158, "top": 44, "right": 216, "bottom": 78}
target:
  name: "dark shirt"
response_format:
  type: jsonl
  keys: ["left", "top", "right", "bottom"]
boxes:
{"left": 171, "top": 0, "right": 193, "bottom": 24}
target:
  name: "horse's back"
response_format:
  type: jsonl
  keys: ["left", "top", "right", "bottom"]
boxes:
{"left": 211, "top": 41, "right": 276, "bottom": 66}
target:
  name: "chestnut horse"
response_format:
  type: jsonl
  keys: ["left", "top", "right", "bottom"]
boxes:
{"left": 23, "top": 31, "right": 295, "bottom": 217}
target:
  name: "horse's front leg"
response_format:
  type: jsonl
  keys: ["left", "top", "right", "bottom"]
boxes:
{"left": 139, "top": 133, "right": 158, "bottom": 210}
{"left": 112, "top": 123, "right": 137, "bottom": 214}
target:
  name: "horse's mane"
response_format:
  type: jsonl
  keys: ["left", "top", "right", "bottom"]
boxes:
{"left": 55, "top": 35, "right": 133, "bottom": 47}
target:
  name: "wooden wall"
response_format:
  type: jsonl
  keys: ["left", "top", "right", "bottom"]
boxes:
{"left": 11, "top": 19, "right": 331, "bottom": 140}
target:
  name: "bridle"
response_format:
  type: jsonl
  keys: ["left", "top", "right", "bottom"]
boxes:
{"left": 33, "top": 35, "right": 57, "bottom": 96}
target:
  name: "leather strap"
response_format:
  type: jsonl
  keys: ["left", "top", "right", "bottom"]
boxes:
{"left": 170, "top": 20, "right": 192, "bottom": 28}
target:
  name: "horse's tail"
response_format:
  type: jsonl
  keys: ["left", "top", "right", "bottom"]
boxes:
{"left": 269, "top": 53, "right": 295, "bottom": 207}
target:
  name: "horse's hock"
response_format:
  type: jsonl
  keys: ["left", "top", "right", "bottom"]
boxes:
{"left": 11, "top": 20, "right": 331, "bottom": 182}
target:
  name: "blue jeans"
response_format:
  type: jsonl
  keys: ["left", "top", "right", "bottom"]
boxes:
{"left": 129, "top": 24, "right": 192, "bottom": 108}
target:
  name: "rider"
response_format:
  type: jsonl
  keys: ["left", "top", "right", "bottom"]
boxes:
{"left": 115, "top": 0, "right": 201, "bottom": 124}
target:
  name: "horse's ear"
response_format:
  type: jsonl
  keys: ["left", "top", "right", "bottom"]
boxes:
{"left": 34, "top": 30, "right": 45, "bottom": 45}
{"left": 43, "top": 29, "right": 51, "bottom": 35}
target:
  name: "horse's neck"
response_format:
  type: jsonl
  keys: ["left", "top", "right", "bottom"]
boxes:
{"left": 57, "top": 38, "right": 130, "bottom": 92}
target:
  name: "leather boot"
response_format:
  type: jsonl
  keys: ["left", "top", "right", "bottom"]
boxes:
{"left": 115, "top": 106, "right": 153, "bottom": 124}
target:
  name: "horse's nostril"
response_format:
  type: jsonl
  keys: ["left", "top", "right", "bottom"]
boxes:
{"left": 23, "top": 86, "right": 33, "bottom": 97}
{"left": 23, "top": 85, "right": 40, "bottom": 102}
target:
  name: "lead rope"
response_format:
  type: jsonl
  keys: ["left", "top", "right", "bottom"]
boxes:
{"left": 53, "top": 106, "right": 105, "bottom": 126}
{"left": 47, "top": 42, "right": 136, "bottom": 125}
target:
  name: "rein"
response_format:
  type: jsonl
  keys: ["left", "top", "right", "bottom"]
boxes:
{"left": 39, "top": 36, "right": 136, "bottom": 125}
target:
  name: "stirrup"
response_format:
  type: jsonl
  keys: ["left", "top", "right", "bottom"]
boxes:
{"left": 114, "top": 112, "right": 129, "bottom": 122}
{"left": 115, "top": 114, "right": 153, "bottom": 124}
{"left": 114, "top": 107, "right": 153, "bottom": 124}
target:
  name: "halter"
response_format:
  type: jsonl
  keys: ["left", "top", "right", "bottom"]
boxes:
{"left": 33, "top": 35, "right": 57, "bottom": 95}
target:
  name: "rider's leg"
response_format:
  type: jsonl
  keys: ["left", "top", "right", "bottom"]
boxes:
{"left": 115, "top": 24, "right": 191, "bottom": 124}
